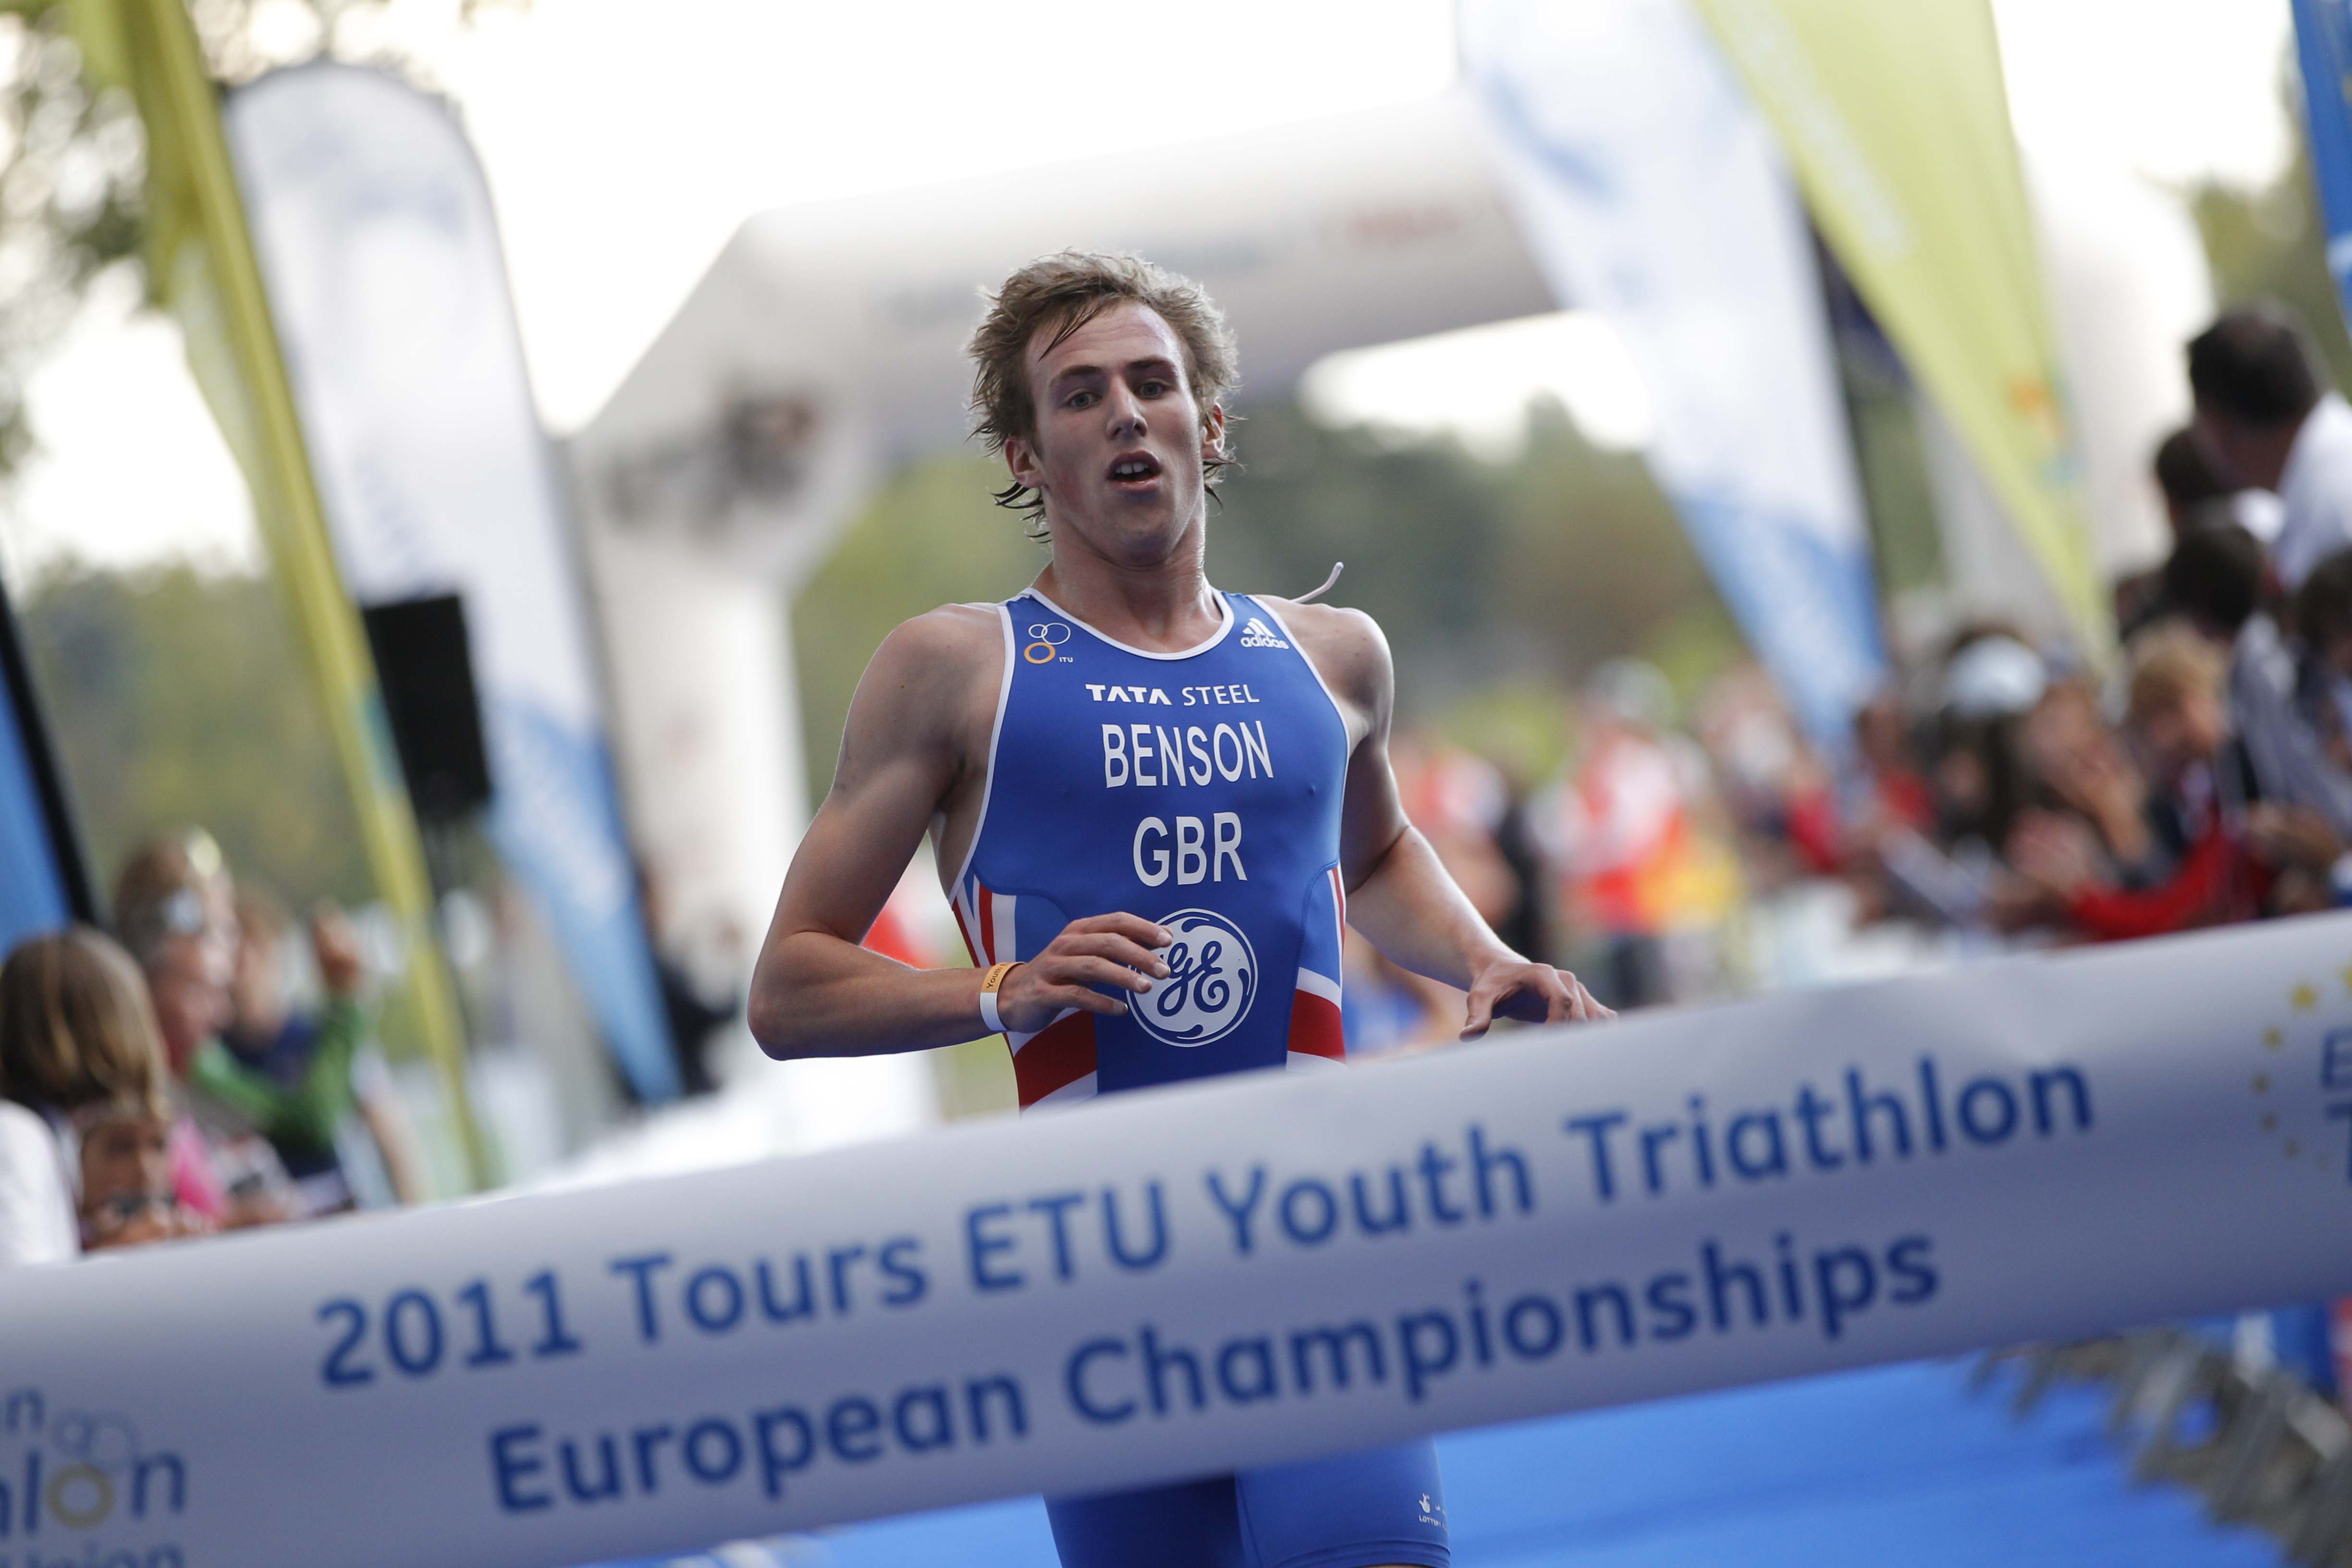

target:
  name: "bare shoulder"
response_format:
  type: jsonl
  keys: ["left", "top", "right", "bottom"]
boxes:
{"left": 861, "top": 601, "right": 1002, "bottom": 697}
{"left": 1257, "top": 596, "right": 1392, "bottom": 715}
{"left": 841, "top": 602, "right": 1007, "bottom": 773}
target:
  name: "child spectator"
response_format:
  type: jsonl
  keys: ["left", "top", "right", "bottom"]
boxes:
{"left": 0, "top": 927, "right": 208, "bottom": 1265}
{"left": 2010, "top": 629, "right": 2267, "bottom": 938}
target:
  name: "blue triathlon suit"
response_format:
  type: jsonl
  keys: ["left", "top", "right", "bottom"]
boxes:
{"left": 950, "top": 588, "right": 1451, "bottom": 1568}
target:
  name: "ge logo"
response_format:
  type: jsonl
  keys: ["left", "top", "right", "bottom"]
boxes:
{"left": 1025, "top": 622, "right": 1071, "bottom": 665}
{"left": 1135, "top": 909, "right": 1256, "bottom": 1047}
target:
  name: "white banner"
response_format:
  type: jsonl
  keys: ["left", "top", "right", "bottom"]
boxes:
{"left": 1462, "top": 0, "right": 1888, "bottom": 747}
{"left": 5, "top": 915, "right": 2352, "bottom": 1567}
{"left": 222, "top": 63, "right": 681, "bottom": 1101}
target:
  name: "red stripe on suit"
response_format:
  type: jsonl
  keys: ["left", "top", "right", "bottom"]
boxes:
{"left": 1013, "top": 1012, "right": 1098, "bottom": 1106}
{"left": 1287, "top": 990, "right": 1346, "bottom": 1062}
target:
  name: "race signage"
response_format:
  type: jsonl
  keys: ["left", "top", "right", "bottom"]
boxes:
{"left": 5, "top": 914, "right": 2352, "bottom": 1568}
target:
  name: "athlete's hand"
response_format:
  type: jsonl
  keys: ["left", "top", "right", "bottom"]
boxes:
{"left": 1460, "top": 957, "right": 1613, "bottom": 1040}
{"left": 995, "top": 914, "right": 1173, "bottom": 1035}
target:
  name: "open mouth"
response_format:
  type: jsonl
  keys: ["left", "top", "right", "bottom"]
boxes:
{"left": 1108, "top": 451, "right": 1163, "bottom": 488}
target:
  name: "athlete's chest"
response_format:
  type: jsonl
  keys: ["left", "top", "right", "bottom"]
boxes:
{"left": 978, "top": 597, "right": 1350, "bottom": 884}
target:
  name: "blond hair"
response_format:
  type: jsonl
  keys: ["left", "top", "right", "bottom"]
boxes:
{"left": 112, "top": 827, "right": 227, "bottom": 967}
{"left": 967, "top": 250, "right": 1239, "bottom": 527}
{"left": 0, "top": 926, "right": 168, "bottom": 1115}
{"left": 2126, "top": 624, "right": 2227, "bottom": 728}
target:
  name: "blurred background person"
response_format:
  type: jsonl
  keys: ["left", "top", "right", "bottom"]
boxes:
{"left": 2116, "top": 425, "right": 2278, "bottom": 636}
{"left": 2156, "top": 524, "right": 2352, "bottom": 845}
{"left": 1690, "top": 662, "right": 1837, "bottom": 894}
{"left": 1539, "top": 659, "right": 1740, "bottom": 1008}
{"left": 637, "top": 861, "right": 744, "bottom": 1099}
{"left": 0, "top": 926, "right": 208, "bottom": 1266}
{"left": 2155, "top": 426, "right": 2232, "bottom": 541}
{"left": 75, "top": 1096, "right": 206, "bottom": 1252}
{"left": 112, "top": 828, "right": 297, "bottom": 1227}
{"left": 2008, "top": 628, "right": 2266, "bottom": 938}
{"left": 223, "top": 888, "right": 426, "bottom": 1211}
{"left": 1338, "top": 733, "right": 1529, "bottom": 1056}
{"left": 2188, "top": 304, "right": 2352, "bottom": 589}
{"left": 2014, "top": 676, "right": 2154, "bottom": 881}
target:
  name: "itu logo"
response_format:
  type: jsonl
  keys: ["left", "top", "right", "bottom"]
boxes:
{"left": 1137, "top": 909, "right": 1256, "bottom": 1047}
{"left": 1024, "top": 621, "right": 1072, "bottom": 665}
{"left": 0, "top": 1386, "right": 187, "bottom": 1563}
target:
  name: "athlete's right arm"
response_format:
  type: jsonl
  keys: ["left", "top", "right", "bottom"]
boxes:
{"left": 748, "top": 608, "right": 1171, "bottom": 1059}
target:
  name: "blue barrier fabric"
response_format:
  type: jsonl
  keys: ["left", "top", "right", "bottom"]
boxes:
{"left": 647, "top": 1361, "right": 2275, "bottom": 1568}
{"left": 2296, "top": 0, "right": 2352, "bottom": 333}
{"left": 0, "top": 593, "right": 73, "bottom": 953}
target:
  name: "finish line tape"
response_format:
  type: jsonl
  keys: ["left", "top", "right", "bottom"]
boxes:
{"left": 7, "top": 915, "right": 2352, "bottom": 1568}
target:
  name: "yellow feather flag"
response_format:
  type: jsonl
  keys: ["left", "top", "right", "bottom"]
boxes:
{"left": 67, "top": 0, "right": 483, "bottom": 1188}
{"left": 1688, "top": 0, "right": 2114, "bottom": 661}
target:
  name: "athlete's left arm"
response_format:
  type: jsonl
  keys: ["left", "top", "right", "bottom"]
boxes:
{"left": 1278, "top": 600, "right": 1613, "bottom": 1038}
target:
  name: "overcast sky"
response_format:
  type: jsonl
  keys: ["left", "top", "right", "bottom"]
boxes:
{"left": 0, "top": 0, "right": 2300, "bottom": 578}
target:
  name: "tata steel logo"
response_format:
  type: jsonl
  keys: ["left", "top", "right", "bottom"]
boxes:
{"left": 1136, "top": 909, "right": 1256, "bottom": 1048}
{"left": 0, "top": 1386, "right": 187, "bottom": 1564}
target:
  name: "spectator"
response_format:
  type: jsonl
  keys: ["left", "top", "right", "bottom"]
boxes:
{"left": 2166, "top": 527, "right": 2352, "bottom": 842}
{"left": 1337, "top": 930, "right": 1460, "bottom": 1058}
{"left": 1928, "top": 630, "right": 2046, "bottom": 859}
{"left": 2188, "top": 304, "right": 2352, "bottom": 588}
{"left": 0, "top": 927, "right": 207, "bottom": 1265}
{"left": 1538, "top": 661, "right": 1738, "bottom": 1007}
{"left": 2294, "top": 547, "right": 2352, "bottom": 773}
{"left": 1853, "top": 691, "right": 1936, "bottom": 839}
{"left": 223, "top": 889, "right": 425, "bottom": 1210}
{"left": 2156, "top": 426, "right": 2284, "bottom": 546}
{"left": 112, "top": 830, "right": 295, "bottom": 1226}
{"left": 638, "top": 864, "right": 744, "bottom": 1098}
{"left": 2154, "top": 427, "right": 2237, "bottom": 537}
{"left": 2016, "top": 678, "right": 2154, "bottom": 877}
{"left": 2118, "top": 429, "right": 2278, "bottom": 637}
{"left": 1394, "top": 733, "right": 1521, "bottom": 937}
{"left": 1690, "top": 663, "right": 1817, "bottom": 888}
{"left": 2010, "top": 629, "right": 2259, "bottom": 938}
{"left": 76, "top": 1100, "right": 196, "bottom": 1251}
{"left": 2161, "top": 520, "right": 2270, "bottom": 641}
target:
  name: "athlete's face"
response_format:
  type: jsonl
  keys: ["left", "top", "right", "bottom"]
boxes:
{"left": 1005, "top": 301, "right": 1225, "bottom": 564}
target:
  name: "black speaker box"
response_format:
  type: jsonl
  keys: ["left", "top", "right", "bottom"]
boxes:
{"left": 360, "top": 593, "right": 494, "bottom": 823}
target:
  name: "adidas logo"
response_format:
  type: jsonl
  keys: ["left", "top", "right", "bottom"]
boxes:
{"left": 1238, "top": 616, "right": 1288, "bottom": 650}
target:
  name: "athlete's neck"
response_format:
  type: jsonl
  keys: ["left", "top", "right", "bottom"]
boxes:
{"left": 1032, "top": 521, "right": 1222, "bottom": 654}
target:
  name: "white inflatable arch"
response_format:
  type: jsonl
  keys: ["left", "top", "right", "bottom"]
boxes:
{"left": 567, "top": 93, "right": 1551, "bottom": 1031}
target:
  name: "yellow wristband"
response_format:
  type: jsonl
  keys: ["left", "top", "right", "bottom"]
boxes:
{"left": 978, "top": 961, "right": 1022, "bottom": 1034}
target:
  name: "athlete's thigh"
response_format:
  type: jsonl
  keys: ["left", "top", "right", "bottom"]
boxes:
{"left": 1046, "top": 1473, "right": 1247, "bottom": 1568}
{"left": 1232, "top": 1438, "right": 1449, "bottom": 1568}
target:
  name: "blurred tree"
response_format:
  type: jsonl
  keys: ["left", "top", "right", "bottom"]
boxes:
{"left": 0, "top": 0, "right": 523, "bottom": 486}
{"left": 1488, "top": 403, "right": 1728, "bottom": 688}
{"left": 18, "top": 558, "right": 370, "bottom": 904}
{"left": 2192, "top": 86, "right": 2352, "bottom": 393}
{"left": 1207, "top": 404, "right": 1514, "bottom": 708}
{"left": 0, "top": 0, "right": 527, "bottom": 899}
{"left": 789, "top": 452, "right": 1046, "bottom": 803}
{"left": 0, "top": 6, "right": 144, "bottom": 478}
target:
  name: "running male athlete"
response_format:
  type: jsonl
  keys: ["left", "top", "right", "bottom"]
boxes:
{"left": 749, "top": 250, "right": 1612, "bottom": 1568}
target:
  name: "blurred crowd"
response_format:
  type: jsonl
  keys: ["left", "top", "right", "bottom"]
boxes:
{"left": 0, "top": 827, "right": 424, "bottom": 1266}
{"left": 1349, "top": 301, "right": 2352, "bottom": 1063}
